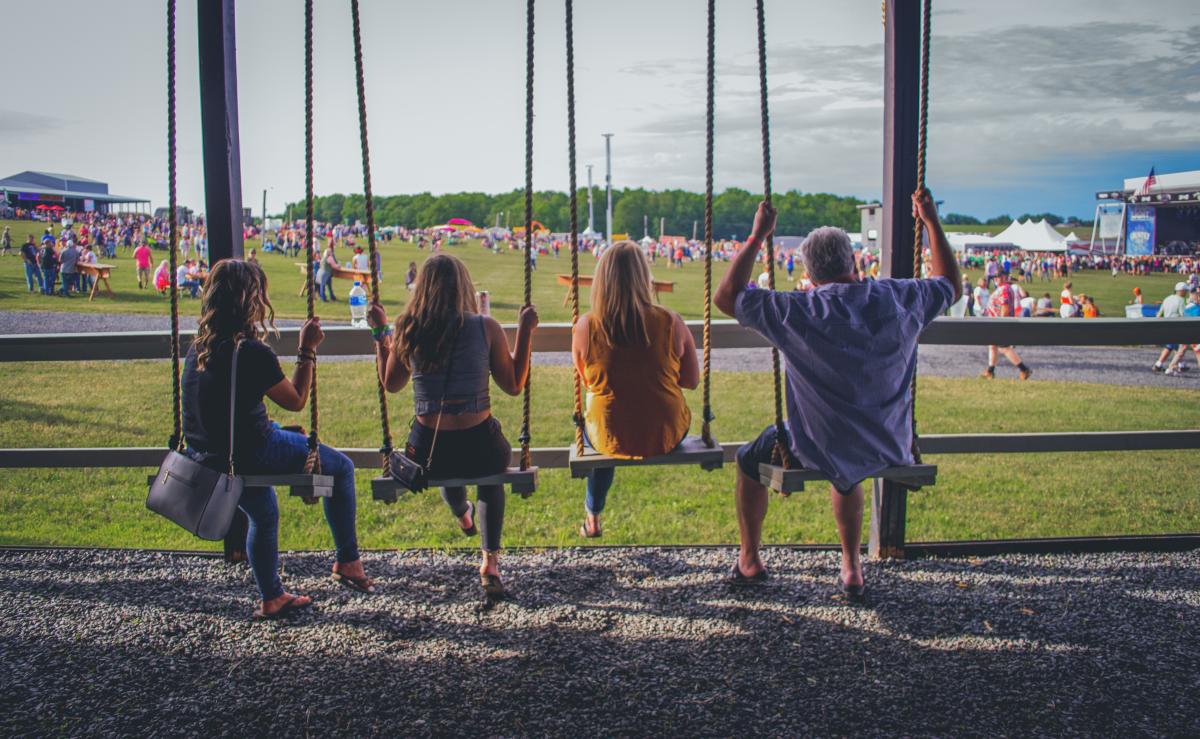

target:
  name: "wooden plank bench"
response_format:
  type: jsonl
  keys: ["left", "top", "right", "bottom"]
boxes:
{"left": 556, "top": 274, "right": 675, "bottom": 306}
{"left": 76, "top": 262, "right": 117, "bottom": 301}
{"left": 295, "top": 262, "right": 373, "bottom": 295}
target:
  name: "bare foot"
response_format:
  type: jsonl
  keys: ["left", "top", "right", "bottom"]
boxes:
{"left": 458, "top": 501, "right": 475, "bottom": 533}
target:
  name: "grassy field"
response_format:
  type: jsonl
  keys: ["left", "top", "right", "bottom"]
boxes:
{"left": 0, "top": 360, "right": 1196, "bottom": 551}
{"left": 2, "top": 218, "right": 1185, "bottom": 323}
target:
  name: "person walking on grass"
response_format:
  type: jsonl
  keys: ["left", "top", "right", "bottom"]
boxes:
{"left": 1164, "top": 287, "right": 1200, "bottom": 377}
{"left": 134, "top": 240, "right": 153, "bottom": 289}
{"left": 368, "top": 254, "right": 538, "bottom": 600}
{"left": 572, "top": 241, "right": 699, "bottom": 539}
{"left": 714, "top": 188, "right": 960, "bottom": 603}
{"left": 1, "top": 225, "right": 11, "bottom": 256}
{"left": 1153, "top": 282, "right": 1192, "bottom": 373}
{"left": 184, "top": 259, "right": 374, "bottom": 619}
{"left": 981, "top": 272, "right": 1033, "bottom": 380}
{"left": 20, "top": 235, "right": 42, "bottom": 293}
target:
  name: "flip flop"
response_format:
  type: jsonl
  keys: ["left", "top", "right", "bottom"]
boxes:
{"left": 579, "top": 520, "right": 602, "bottom": 539}
{"left": 331, "top": 572, "right": 376, "bottom": 595}
{"left": 460, "top": 501, "right": 478, "bottom": 537}
{"left": 480, "top": 573, "right": 506, "bottom": 600}
{"left": 837, "top": 578, "right": 867, "bottom": 604}
{"left": 252, "top": 594, "right": 312, "bottom": 621}
{"left": 729, "top": 561, "right": 769, "bottom": 585}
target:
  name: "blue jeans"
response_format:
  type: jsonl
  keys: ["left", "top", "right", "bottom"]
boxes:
{"left": 250, "top": 427, "right": 359, "bottom": 562}
{"left": 23, "top": 262, "right": 41, "bottom": 292}
{"left": 318, "top": 272, "right": 335, "bottom": 301}
{"left": 41, "top": 268, "right": 57, "bottom": 295}
{"left": 236, "top": 486, "right": 285, "bottom": 601}
{"left": 180, "top": 279, "right": 200, "bottom": 298}
{"left": 60, "top": 272, "right": 79, "bottom": 295}
{"left": 581, "top": 431, "right": 684, "bottom": 515}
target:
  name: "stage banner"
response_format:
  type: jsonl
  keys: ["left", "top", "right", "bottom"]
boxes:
{"left": 1125, "top": 205, "right": 1156, "bottom": 255}
{"left": 83, "top": 199, "right": 95, "bottom": 212}
{"left": 1098, "top": 205, "right": 1124, "bottom": 239}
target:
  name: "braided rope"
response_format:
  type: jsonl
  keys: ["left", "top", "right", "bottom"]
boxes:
{"left": 909, "top": 0, "right": 931, "bottom": 464}
{"left": 519, "top": 0, "right": 535, "bottom": 470}
{"left": 701, "top": 0, "right": 715, "bottom": 447}
{"left": 166, "top": 0, "right": 182, "bottom": 452}
{"left": 350, "top": 0, "right": 393, "bottom": 471}
{"left": 303, "top": 0, "right": 321, "bottom": 475}
{"left": 755, "top": 0, "right": 787, "bottom": 467}
{"left": 565, "top": 0, "right": 584, "bottom": 457}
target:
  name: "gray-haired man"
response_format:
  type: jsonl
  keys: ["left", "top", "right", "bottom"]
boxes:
{"left": 714, "top": 189, "right": 960, "bottom": 601}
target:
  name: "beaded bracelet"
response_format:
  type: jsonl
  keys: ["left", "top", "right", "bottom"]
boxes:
{"left": 371, "top": 326, "right": 393, "bottom": 343}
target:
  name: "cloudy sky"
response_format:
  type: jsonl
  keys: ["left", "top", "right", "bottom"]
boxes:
{"left": 3, "top": 0, "right": 1198, "bottom": 220}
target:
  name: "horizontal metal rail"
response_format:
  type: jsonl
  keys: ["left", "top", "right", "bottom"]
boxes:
{"left": 3, "top": 317, "right": 1200, "bottom": 362}
{"left": 3, "top": 430, "right": 1198, "bottom": 470}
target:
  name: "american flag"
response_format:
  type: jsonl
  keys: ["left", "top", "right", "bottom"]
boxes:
{"left": 1136, "top": 166, "right": 1157, "bottom": 197}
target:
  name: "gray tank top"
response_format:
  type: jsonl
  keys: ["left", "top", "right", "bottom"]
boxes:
{"left": 412, "top": 314, "right": 491, "bottom": 416}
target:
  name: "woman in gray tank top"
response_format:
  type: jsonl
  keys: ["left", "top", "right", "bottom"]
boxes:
{"left": 367, "top": 254, "right": 538, "bottom": 598}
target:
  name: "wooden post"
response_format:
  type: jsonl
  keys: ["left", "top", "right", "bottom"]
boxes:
{"left": 870, "top": 0, "right": 920, "bottom": 560}
{"left": 197, "top": 0, "right": 245, "bottom": 263}
{"left": 197, "top": 0, "right": 249, "bottom": 555}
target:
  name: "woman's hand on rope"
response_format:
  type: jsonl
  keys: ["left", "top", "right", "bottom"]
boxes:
{"left": 518, "top": 304, "right": 539, "bottom": 335}
{"left": 366, "top": 302, "right": 387, "bottom": 330}
{"left": 912, "top": 188, "right": 938, "bottom": 224}
{"left": 749, "top": 201, "right": 777, "bottom": 243}
{"left": 298, "top": 317, "right": 325, "bottom": 353}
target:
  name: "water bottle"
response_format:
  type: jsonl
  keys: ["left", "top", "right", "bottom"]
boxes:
{"left": 349, "top": 281, "right": 368, "bottom": 328}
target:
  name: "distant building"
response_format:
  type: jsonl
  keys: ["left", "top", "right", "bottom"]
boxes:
{"left": 857, "top": 203, "right": 882, "bottom": 251}
{"left": 1093, "top": 169, "right": 1200, "bottom": 255}
{"left": 0, "top": 171, "right": 151, "bottom": 214}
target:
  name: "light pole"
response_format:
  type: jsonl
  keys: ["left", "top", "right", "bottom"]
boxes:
{"left": 586, "top": 164, "right": 595, "bottom": 234}
{"left": 261, "top": 188, "right": 267, "bottom": 235}
{"left": 603, "top": 133, "right": 614, "bottom": 247}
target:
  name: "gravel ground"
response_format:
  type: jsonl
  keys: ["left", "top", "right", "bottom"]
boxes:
{"left": 3, "top": 309, "right": 1197, "bottom": 386}
{"left": 1, "top": 546, "right": 1197, "bottom": 737}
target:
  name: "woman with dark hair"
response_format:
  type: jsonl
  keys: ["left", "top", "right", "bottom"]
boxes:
{"left": 367, "top": 253, "right": 537, "bottom": 598}
{"left": 184, "top": 259, "right": 372, "bottom": 619}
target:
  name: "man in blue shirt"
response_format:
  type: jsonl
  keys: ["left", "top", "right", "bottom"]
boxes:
{"left": 714, "top": 189, "right": 960, "bottom": 601}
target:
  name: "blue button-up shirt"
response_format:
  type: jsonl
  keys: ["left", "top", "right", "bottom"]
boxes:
{"left": 735, "top": 276, "right": 954, "bottom": 489}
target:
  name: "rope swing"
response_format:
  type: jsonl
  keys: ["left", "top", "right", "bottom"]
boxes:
{"left": 349, "top": 0, "right": 395, "bottom": 481}
{"left": 908, "top": 0, "right": 932, "bottom": 467}
{"left": 166, "top": 0, "right": 182, "bottom": 454}
{"left": 755, "top": 0, "right": 789, "bottom": 470}
{"left": 300, "top": 0, "right": 323, "bottom": 491}
{"left": 518, "top": 0, "right": 535, "bottom": 472}
{"left": 566, "top": 0, "right": 585, "bottom": 458}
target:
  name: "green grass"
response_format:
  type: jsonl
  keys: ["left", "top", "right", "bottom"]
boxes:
{"left": 3, "top": 218, "right": 1182, "bottom": 324}
{"left": 1, "top": 360, "right": 1197, "bottom": 551}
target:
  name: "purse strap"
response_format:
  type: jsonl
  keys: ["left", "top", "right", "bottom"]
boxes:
{"left": 424, "top": 323, "right": 462, "bottom": 469}
{"left": 226, "top": 339, "right": 242, "bottom": 476}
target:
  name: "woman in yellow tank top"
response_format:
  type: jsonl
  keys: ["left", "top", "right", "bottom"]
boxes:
{"left": 571, "top": 241, "right": 699, "bottom": 537}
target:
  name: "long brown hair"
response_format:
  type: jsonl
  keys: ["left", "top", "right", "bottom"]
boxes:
{"left": 590, "top": 240, "right": 654, "bottom": 348}
{"left": 393, "top": 253, "right": 478, "bottom": 372}
{"left": 194, "top": 259, "right": 277, "bottom": 370}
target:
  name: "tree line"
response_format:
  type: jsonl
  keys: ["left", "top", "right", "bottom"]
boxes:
{"left": 282, "top": 188, "right": 867, "bottom": 239}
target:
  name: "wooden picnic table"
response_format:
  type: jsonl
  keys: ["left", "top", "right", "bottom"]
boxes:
{"left": 555, "top": 274, "right": 676, "bottom": 306}
{"left": 294, "top": 262, "right": 373, "bottom": 295}
{"left": 76, "top": 262, "right": 116, "bottom": 302}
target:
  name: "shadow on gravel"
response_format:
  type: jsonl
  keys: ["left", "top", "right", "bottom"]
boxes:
{"left": 0, "top": 548, "right": 1197, "bottom": 737}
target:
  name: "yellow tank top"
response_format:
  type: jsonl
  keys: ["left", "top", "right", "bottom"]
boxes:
{"left": 583, "top": 305, "right": 691, "bottom": 459}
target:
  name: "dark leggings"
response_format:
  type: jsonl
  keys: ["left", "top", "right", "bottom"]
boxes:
{"left": 441, "top": 484, "right": 505, "bottom": 552}
{"left": 406, "top": 416, "right": 512, "bottom": 552}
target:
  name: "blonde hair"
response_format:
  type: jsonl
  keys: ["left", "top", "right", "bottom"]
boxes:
{"left": 393, "top": 253, "right": 478, "bottom": 372}
{"left": 590, "top": 240, "right": 654, "bottom": 348}
{"left": 194, "top": 259, "right": 277, "bottom": 370}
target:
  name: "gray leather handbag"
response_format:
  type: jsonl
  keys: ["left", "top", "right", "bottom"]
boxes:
{"left": 146, "top": 341, "right": 245, "bottom": 541}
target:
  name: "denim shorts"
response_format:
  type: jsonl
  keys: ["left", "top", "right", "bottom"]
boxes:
{"left": 736, "top": 425, "right": 857, "bottom": 495}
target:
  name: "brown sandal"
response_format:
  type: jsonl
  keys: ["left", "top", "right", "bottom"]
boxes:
{"left": 480, "top": 573, "right": 505, "bottom": 599}
{"left": 332, "top": 572, "right": 376, "bottom": 595}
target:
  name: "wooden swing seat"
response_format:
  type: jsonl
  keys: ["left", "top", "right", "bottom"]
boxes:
{"left": 758, "top": 463, "right": 937, "bottom": 494}
{"left": 146, "top": 472, "right": 334, "bottom": 498}
{"left": 372, "top": 467, "right": 540, "bottom": 504}
{"left": 569, "top": 435, "right": 724, "bottom": 478}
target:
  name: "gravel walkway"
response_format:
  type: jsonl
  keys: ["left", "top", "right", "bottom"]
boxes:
{"left": 3, "top": 310, "right": 1197, "bottom": 386}
{"left": 1, "top": 547, "right": 1197, "bottom": 737}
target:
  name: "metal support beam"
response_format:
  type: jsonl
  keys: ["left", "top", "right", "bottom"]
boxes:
{"left": 872, "top": 0, "right": 921, "bottom": 560}
{"left": 197, "top": 0, "right": 244, "bottom": 262}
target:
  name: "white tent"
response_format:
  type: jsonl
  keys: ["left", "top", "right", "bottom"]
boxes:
{"left": 947, "top": 232, "right": 999, "bottom": 251}
{"left": 992, "top": 219, "right": 1068, "bottom": 252}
